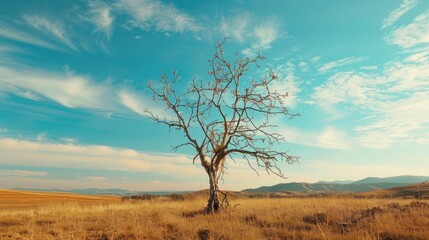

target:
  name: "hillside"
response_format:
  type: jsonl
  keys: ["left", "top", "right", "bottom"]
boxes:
{"left": 1, "top": 190, "right": 428, "bottom": 240}
{"left": 242, "top": 182, "right": 411, "bottom": 193}
{"left": 243, "top": 175, "right": 429, "bottom": 193}
{"left": 362, "top": 183, "right": 429, "bottom": 199}
{"left": 353, "top": 175, "right": 429, "bottom": 184}
{"left": 0, "top": 189, "right": 120, "bottom": 208}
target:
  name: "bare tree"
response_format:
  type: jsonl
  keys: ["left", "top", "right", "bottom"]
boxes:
{"left": 146, "top": 40, "right": 299, "bottom": 213}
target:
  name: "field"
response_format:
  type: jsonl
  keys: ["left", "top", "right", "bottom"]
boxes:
{"left": 1, "top": 189, "right": 428, "bottom": 240}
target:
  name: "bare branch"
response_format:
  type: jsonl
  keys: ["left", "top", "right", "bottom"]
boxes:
{"left": 145, "top": 39, "right": 299, "bottom": 212}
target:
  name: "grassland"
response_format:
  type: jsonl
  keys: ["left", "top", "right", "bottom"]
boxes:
{"left": 0, "top": 189, "right": 428, "bottom": 240}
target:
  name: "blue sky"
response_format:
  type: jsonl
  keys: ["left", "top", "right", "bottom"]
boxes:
{"left": 0, "top": 0, "right": 428, "bottom": 191}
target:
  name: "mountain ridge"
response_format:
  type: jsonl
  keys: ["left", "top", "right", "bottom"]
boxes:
{"left": 243, "top": 175, "right": 429, "bottom": 193}
{"left": 12, "top": 175, "right": 429, "bottom": 195}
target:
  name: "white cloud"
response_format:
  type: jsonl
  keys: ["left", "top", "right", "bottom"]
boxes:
{"left": 404, "top": 47, "right": 429, "bottom": 63}
{"left": 83, "top": 176, "right": 107, "bottom": 182}
{"left": 0, "top": 176, "right": 205, "bottom": 191}
{"left": 219, "top": 14, "right": 251, "bottom": 42}
{"left": 416, "top": 132, "right": 429, "bottom": 144}
{"left": 0, "top": 65, "right": 111, "bottom": 109}
{"left": 313, "top": 71, "right": 380, "bottom": 109}
{"left": 117, "top": 0, "right": 202, "bottom": 34}
{"left": 23, "top": 15, "right": 77, "bottom": 51}
{"left": 0, "top": 138, "right": 203, "bottom": 177}
{"left": 298, "top": 61, "right": 309, "bottom": 72}
{"left": 0, "top": 170, "right": 48, "bottom": 177}
{"left": 318, "top": 57, "right": 368, "bottom": 74}
{"left": 218, "top": 14, "right": 281, "bottom": 55}
{"left": 86, "top": 1, "right": 114, "bottom": 38}
{"left": 312, "top": 50, "right": 429, "bottom": 149}
{"left": 387, "top": 10, "right": 429, "bottom": 48}
{"left": 361, "top": 65, "right": 378, "bottom": 70}
{"left": 0, "top": 137, "right": 298, "bottom": 191}
{"left": 118, "top": 88, "right": 172, "bottom": 118}
{"left": 0, "top": 43, "right": 22, "bottom": 63}
{"left": 270, "top": 62, "right": 301, "bottom": 107}
{"left": 381, "top": 0, "right": 420, "bottom": 29}
{"left": 0, "top": 52, "right": 171, "bottom": 118}
{"left": 61, "top": 137, "right": 77, "bottom": 145}
{"left": 253, "top": 19, "right": 280, "bottom": 48}
{"left": 0, "top": 83, "right": 42, "bottom": 101}
{"left": 385, "top": 61, "right": 429, "bottom": 92}
{"left": 355, "top": 92, "right": 429, "bottom": 148}
{"left": 36, "top": 132, "right": 47, "bottom": 141}
{"left": 277, "top": 125, "right": 351, "bottom": 150}
{"left": 242, "top": 18, "right": 281, "bottom": 56}
{"left": 0, "top": 20, "right": 62, "bottom": 51}
{"left": 117, "top": 89, "right": 148, "bottom": 116}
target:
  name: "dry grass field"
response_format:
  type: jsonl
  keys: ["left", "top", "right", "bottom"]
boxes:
{"left": 1, "top": 189, "right": 428, "bottom": 240}
{"left": 0, "top": 189, "right": 120, "bottom": 209}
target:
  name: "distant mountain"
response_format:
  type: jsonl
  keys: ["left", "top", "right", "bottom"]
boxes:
{"left": 242, "top": 182, "right": 410, "bottom": 193}
{"left": 12, "top": 188, "right": 184, "bottom": 196}
{"left": 353, "top": 175, "right": 429, "bottom": 184}
{"left": 243, "top": 175, "right": 429, "bottom": 193}
{"left": 362, "top": 183, "right": 429, "bottom": 199}
{"left": 316, "top": 180, "right": 354, "bottom": 184}
{"left": 13, "top": 175, "right": 429, "bottom": 195}
{"left": 13, "top": 188, "right": 133, "bottom": 195}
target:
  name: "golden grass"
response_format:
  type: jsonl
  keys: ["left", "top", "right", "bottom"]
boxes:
{"left": 0, "top": 190, "right": 428, "bottom": 240}
{"left": 0, "top": 189, "right": 120, "bottom": 209}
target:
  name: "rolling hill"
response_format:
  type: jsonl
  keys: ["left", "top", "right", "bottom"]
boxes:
{"left": 0, "top": 189, "right": 120, "bottom": 208}
{"left": 361, "top": 183, "right": 429, "bottom": 198}
{"left": 243, "top": 175, "right": 429, "bottom": 193}
{"left": 353, "top": 175, "right": 429, "bottom": 184}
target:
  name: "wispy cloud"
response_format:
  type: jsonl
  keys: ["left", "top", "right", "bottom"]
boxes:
{"left": 381, "top": 0, "right": 420, "bottom": 29}
{"left": 118, "top": 88, "right": 172, "bottom": 118}
{"left": 216, "top": 13, "right": 282, "bottom": 56}
{"left": 313, "top": 71, "right": 380, "bottom": 109}
{"left": 86, "top": 1, "right": 115, "bottom": 38}
{"left": 117, "top": 0, "right": 202, "bottom": 34}
{"left": 269, "top": 62, "right": 301, "bottom": 107}
{"left": 242, "top": 18, "right": 281, "bottom": 56}
{"left": 277, "top": 125, "right": 352, "bottom": 150}
{"left": 36, "top": 132, "right": 47, "bottom": 141}
{"left": 61, "top": 137, "right": 77, "bottom": 145}
{"left": 23, "top": 15, "right": 77, "bottom": 51}
{"left": 0, "top": 50, "right": 171, "bottom": 117}
{"left": 0, "top": 43, "right": 22, "bottom": 62}
{"left": 386, "top": 10, "right": 429, "bottom": 48}
{"left": 219, "top": 14, "right": 251, "bottom": 42}
{"left": 82, "top": 176, "right": 107, "bottom": 182}
{"left": 253, "top": 19, "right": 280, "bottom": 49}
{"left": 0, "top": 20, "right": 62, "bottom": 51}
{"left": 117, "top": 89, "right": 148, "bottom": 116}
{"left": 356, "top": 92, "right": 429, "bottom": 148}
{"left": 404, "top": 46, "right": 429, "bottom": 63}
{"left": 0, "top": 65, "right": 111, "bottom": 109}
{"left": 0, "top": 138, "right": 202, "bottom": 177}
{"left": 0, "top": 170, "right": 48, "bottom": 177}
{"left": 312, "top": 50, "right": 429, "bottom": 149}
{"left": 0, "top": 137, "right": 348, "bottom": 190}
{"left": 318, "top": 57, "right": 368, "bottom": 74}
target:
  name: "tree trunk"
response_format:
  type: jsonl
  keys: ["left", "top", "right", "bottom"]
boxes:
{"left": 206, "top": 169, "right": 220, "bottom": 213}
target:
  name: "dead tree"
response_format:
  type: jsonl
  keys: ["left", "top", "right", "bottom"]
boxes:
{"left": 146, "top": 39, "right": 299, "bottom": 213}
